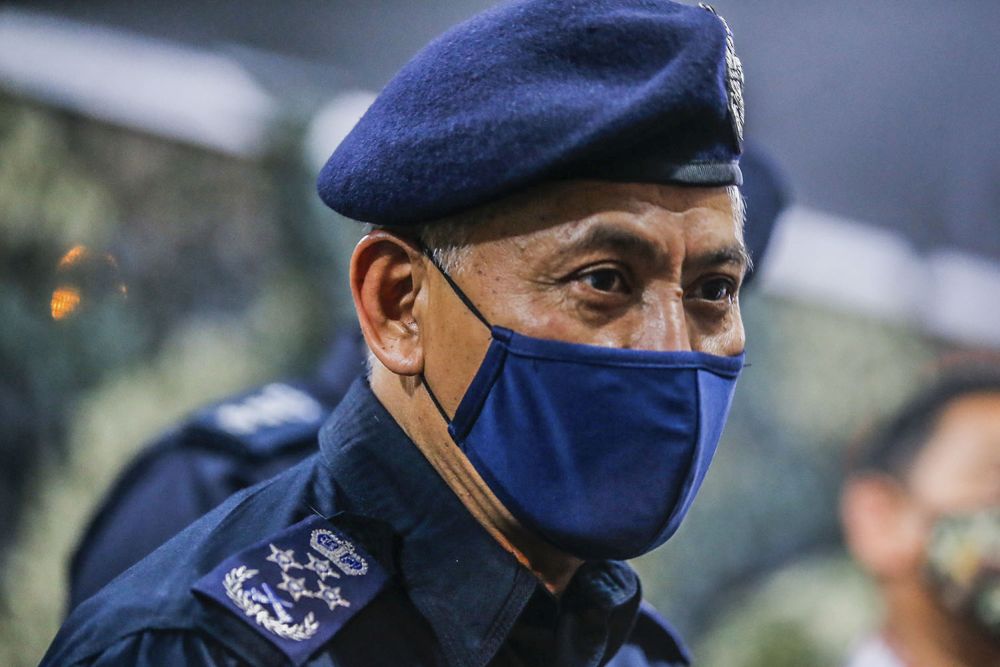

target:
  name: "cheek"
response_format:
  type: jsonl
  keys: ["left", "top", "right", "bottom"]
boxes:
{"left": 426, "top": 327, "right": 492, "bottom": 414}
{"left": 689, "top": 304, "right": 745, "bottom": 356}
{"left": 502, "top": 292, "right": 636, "bottom": 347}
{"left": 422, "top": 290, "right": 494, "bottom": 413}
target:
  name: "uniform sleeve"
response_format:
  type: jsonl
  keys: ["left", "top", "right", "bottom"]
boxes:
{"left": 69, "top": 443, "right": 242, "bottom": 610}
{"left": 73, "top": 629, "right": 248, "bottom": 667}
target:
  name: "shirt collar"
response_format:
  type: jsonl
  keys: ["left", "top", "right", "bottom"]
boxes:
{"left": 318, "top": 378, "right": 537, "bottom": 666}
{"left": 316, "top": 378, "right": 645, "bottom": 667}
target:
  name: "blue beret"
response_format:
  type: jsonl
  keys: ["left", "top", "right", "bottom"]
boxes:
{"left": 318, "top": 0, "right": 745, "bottom": 226}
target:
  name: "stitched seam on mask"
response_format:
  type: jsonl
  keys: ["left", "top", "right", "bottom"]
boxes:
{"left": 503, "top": 346, "right": 742, "bottom": 375}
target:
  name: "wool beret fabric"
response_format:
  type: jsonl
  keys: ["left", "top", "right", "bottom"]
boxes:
{"left": 318, "top": 0, "right": 744, "bottom": 226}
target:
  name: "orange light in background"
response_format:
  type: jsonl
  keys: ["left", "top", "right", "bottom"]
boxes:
{"left": 51, "top": 286, "right": 82, "bottom": 321}
{"left": 58, "top": 244, "right": 89, "bottom": 270}
{"left": 50, "top": 245, "right": 129, "bottom": 320}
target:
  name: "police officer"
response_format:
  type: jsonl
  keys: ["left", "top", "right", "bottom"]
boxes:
{"left": 45, "top": 1, "right": 757, "bottom": 664}
{"left": 65, "top": 145, "right": 787, "bottom": 615}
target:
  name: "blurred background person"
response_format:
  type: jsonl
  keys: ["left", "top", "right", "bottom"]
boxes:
{"left": 65, "top": 326, "right": 366, "bottom": 611}
{"left": 840, "top": 362, "right": 1000, "bottom": 667}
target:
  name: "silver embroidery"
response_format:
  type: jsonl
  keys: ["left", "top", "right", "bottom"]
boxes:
{"left": 276, "top": 572, "right": 310, "bottom": 602}
{"left": 699, "top": 3, "right": 745, "bottom": 144}
{"left": 222, "top": 529, "right": 371, "bottom": 640}
{"left": 304, "top": 552, "right": 340, "bottom": 580}
{"left": 224, "top": 566, "right": 319, "bottom": 641}
{"left": 310, "top": 529, "right": 369, "bottom": 576}
{"left": 265, "top": 544, "right": 304, "bottom": 573}
{"left": 314, "top": 580, "right": 352, "bottom": 611}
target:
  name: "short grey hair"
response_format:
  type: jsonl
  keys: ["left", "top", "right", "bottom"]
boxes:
{"left": 365, "top": 210, "right": 478, "bottom": 275}
{"left": 418, "top": 217, "right": 476, "bottom": 274}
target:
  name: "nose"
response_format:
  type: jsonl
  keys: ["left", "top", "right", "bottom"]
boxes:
{"left": 637, "top": 286, "right": 691, "bottom": 352}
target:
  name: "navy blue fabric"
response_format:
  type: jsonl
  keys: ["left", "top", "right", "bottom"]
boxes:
{"left": 448, "top": 325, "right": 742, "bottom": 560}
{"left": 43, "top": 380, "right": 689, "bottom": 666}
{"left": 606, "top": 602, "right": 692, "bottom": 667}
{"left": 68, "top": 328, "right": 367, "bottom": 612}
{"left": 318, "top": 0, "right": 743, "bottom": 226}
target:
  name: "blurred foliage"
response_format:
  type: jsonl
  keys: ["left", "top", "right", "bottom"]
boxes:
{"left": 694, "top": 554, "right": 881, "bottom": 666}
{"left": 0, "top": 316, "right": 274, "bottom": 665}
{"left": 0, "top": 97, "right": 126, "bottom": 571}
{"left": 0, "top": 95, "right": 347, "bottom": 664}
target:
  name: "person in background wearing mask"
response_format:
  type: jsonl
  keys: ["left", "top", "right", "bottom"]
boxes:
{"left": 841, "top": 362, "right": 1000, "bottom": 667}
{"left": 44, "top": 1, "right": 754, "bottom": 664}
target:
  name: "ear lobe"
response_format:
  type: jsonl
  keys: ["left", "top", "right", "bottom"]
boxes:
{"left": 350, "top": 231, "right": 425, "bottom": 376}
{"left": 840, "top": 475, "right": 926, "bottom": 580}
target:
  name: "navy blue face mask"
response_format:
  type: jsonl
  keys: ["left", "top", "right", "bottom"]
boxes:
{"left": 420, "top": 249, "right": 744, "bottom": 561}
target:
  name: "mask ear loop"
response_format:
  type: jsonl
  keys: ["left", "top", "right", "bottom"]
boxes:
{"left": 418, "top": 244, "right": 492, "bottom": 330}
{"left": 416, "top": 242, "right": 492, "bottom": 425}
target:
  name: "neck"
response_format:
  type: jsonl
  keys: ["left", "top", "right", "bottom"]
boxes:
{"left": 883, "top": 580, "right": 1000, "bottom": 667}
{"left": 372, "top": 370, "right": 582, "bottom": 594}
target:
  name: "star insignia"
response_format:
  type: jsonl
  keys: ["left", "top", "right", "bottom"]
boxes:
{"left": 314, "top": 579, "right": 351, "bottom": 611}
{"left": 265, "top": 543, "right": 303, "bottom": 573}
{"left": 276, "top": 571, "right": 309, "bottom": 602}
{"left": 304, "top": 553, "right": 340, "bottom": 580}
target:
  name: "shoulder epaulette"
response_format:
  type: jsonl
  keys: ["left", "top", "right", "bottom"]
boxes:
{"left": 193, "top": 515, "right": 388, "bottom": 665}
{"left": 188, "top": 382, "right": 332, "bottom": 456}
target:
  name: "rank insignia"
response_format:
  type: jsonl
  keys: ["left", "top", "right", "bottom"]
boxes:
{"left": 193, "top": 515, "right": 388, "bottom": 665}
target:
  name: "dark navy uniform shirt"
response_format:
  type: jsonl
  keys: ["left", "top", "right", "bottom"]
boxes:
{"left": 44, "top": 379, "right": 689, "bottom": 666}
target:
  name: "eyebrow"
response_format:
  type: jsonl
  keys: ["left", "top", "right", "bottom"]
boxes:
{"left": 685, "top": 244, "right": 751, "bottom": 277}
{"left": 551, "top": 224, "right": 668, "bottom": 267}
{"left": 551, "top": 223, "right": 750, "bottom": 275}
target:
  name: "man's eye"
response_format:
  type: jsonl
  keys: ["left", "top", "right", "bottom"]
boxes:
{"left": 692, "top": 277, "right": 737, "bottom": 302}
{"left": 578, "top": 268, "right": 629, "bottom": 294}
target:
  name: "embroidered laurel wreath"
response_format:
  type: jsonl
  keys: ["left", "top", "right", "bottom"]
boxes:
{"left": 224, "top": 565, "right": 319, "bottom": 641}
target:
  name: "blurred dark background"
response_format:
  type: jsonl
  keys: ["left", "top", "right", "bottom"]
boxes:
{"left": 1, "top": 2, "right": 997, "bottom": 665}
{"left": 14, "top": 0, "right": 1000, "bottom": 259}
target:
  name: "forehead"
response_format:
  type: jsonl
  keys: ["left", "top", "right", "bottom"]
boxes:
{"left": 463, "top": 180, "right": 740, "bottom": 249}
{"left": 908, "top": 392, "right": 1000, "bottom": 511}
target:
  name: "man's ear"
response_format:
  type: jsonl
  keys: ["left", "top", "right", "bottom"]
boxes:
{"left": 350, "top": 230, "right": 426, "bottom": 376}
{"left": 840, "top": 474, "right": 926, "bottom": 580}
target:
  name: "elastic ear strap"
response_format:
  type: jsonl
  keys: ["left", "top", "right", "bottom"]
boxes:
{"left": 419, "top": 373, "right": 452, "bottom": 424}
{"left": 418, "top": 244, "right": 492, "bottom": 330}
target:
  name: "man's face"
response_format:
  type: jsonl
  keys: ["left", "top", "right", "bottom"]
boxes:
{"left": 416, "top": 180, "right": 747, "bottom": 413}
{"left": 903, "top": 393, "right": 1000, "bottom": 642}
{"left": 908, "top": 393, "right": 1000, "bottom": 517}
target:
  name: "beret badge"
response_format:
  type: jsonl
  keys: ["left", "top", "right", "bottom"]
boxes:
{"left": 700, "top": 3, "right": 745, "bottom": 147}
